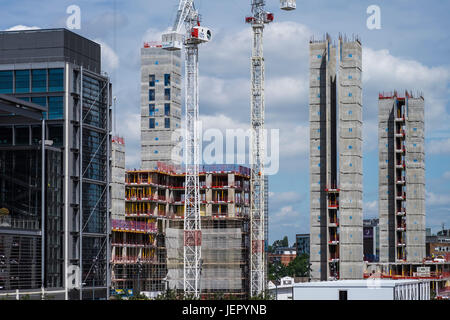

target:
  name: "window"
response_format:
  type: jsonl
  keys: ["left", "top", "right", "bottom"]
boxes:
{"left": 149, "top": 89, "right": 155, "bottom": 101}
{"left": 15, "top": 70, "right": 30, "bottom": 93}
{"left": 0, "top": 71, "right": 13, "bottom": 93}
{"left": 0, "top": 127, "right": 13, "bottom": 145}
{"left": 149, "top": 75, "right": 155, "bottom": 87}
{"left": 149, "top": 118, "right": 155, "bottom": 128}
{"left": 164, "top": 74, "right": 171, "bottom": 86}
{"left": 31, "top": 126, "right": 42, "bottom": 145}
{"left": 165, "top": 118, "right": 170, "bottom": 129}
{"left": 149, "top": 104, "right": 155, "bottom": 116}
{"left": 165, "top": 103, "right": 170, "bottom": 116}
{"left": 48, "top": 68, "right": 64, "bottom": 92}
{"left": 164, "top": 88, "right": 171, "bottom": 100}
{"left": 48, "top": 96, "right": 64, "bottom": 119}
{"left": 32, "top": 96, "right": 47, "bottom": 119}
{"left": 15, "top": 126, "right": 29, "bottom": 145}
{"left": 48, "top": 125, "right": 63, "bottom": 147}
{"left": 32, "top": 69, "right": 47, "bottom": 92}
{"left": 32, "top": 96, "right": 47, "bottom": 107}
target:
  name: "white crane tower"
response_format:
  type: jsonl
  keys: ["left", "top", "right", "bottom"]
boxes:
{"left": 246, "top": 0, "right": 296, "bottom": 297}
{"left": 162, "top": 0, "right": 211, "bottom": 298}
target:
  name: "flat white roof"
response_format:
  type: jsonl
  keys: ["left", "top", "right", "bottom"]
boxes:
{"left": 293, "top": 279, "right": 426, "bottom": 289}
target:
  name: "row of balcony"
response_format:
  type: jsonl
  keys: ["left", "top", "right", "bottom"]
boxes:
{"left": 111, "top": 219, "right": 157, "bottom": 233}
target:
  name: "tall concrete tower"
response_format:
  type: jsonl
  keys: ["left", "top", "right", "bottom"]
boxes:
{"left": 337, "top": 37, "right": 364, "bottom": 279}
{"left": 140, "top": 43, "right": 182, "bottom": 170}
{"left": 309, "top": 35, "right": 337, "bottom": 281}
{"left": 309, "top": 34, "right": 363, "bottom": 281}
{"left": 378, "top": 92, "right": 425, "bottom": 263}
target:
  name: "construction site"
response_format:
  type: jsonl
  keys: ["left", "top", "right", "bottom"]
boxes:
{"left": 110, "top": 161, "right": 251, "bottom": 298}
{"left": 1, "top": 0, "right": 450, "bottom": 301}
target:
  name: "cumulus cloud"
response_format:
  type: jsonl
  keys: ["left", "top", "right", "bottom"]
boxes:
{"left": 5, "top": 25, "right": 40, "bottom": 31}
{"left": 426, "top": 191, "right": 450, "bottom": 206}
{"left": 363, "top": 47, "right": 450, "bottom": 130}
{"left": 95, "top": 39, "right": 120, "bottom": 72}
{"left": 364, "top": 200, "right": 378, "bottom": 218}
{"left": 427, "top": 138, "right": 450, "bottom": 155}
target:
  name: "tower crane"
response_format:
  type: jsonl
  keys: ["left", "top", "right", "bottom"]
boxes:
{"left": 246, "top": 0, "right": 296, "bottom": 297}
{"left": 162, "top": 0, "right": 211, "bottom": 298}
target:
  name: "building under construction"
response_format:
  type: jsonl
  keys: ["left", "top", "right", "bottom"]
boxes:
{"left": 309, "top": 34, "right": 363, "bottom": 281}
{"left": 378, "top": 91, "right": 426, "bottom": 263}
{"left": 140, "top": 43, "right": 182, "bottom": 170}
{"left": 110, "top": 163, "right": 251, "bottom": 298}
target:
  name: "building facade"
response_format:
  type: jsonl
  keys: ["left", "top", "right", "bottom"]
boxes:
{"left": 378, "top": 92, "right": 425, "bottom": 263}
{"left": 363, "top": 218, "right": 380, "bottom": 262}
{"left": 309, "top": 34, "right": 363, "bottom": 281}
{"left": 0, "top": 29, "right": 112, "bottom": 300}
{"left": 140, "top": 43, "right": 182, "bottom": 170}
{"left": 295, "top": 234, "right": 310, "bottom": 256}
{"left": 111, "top": 163, "right": 251, "bottom": 298}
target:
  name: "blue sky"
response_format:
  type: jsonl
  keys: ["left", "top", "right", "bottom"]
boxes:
{"left": 2, "top": 0, "right": 449, "bottom": 245}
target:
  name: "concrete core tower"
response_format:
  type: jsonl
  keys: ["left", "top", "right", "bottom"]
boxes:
{"left": 309, "top": 34, "right": 363, "bottom": 281}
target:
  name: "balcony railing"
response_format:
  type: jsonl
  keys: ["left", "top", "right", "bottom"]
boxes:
{"left": 0, "top": 216, "right": 40, "bottom": 231}
{"left": 111, "top": 219, "right": 157, "bottom": 233}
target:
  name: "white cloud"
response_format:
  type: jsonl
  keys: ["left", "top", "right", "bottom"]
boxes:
{"left": 427, "top": 138, "right": 450, "bottom": 155}
{"left": 95, "top": 39, "right": 120, "bottom": 72}
{"left": 364, "top": 200, "right": 378, "bottom": 218}
{"left": 363, "top": 47, "right": 450, "bottom": 130}
{"left": 427, "top": 191, "right": 450, "bottom": 207}
{"left": 444, "top": 171, "right": 450, "bottom": 180}
{"left": 5, "top": 25, "right": 40, "bottom": 31}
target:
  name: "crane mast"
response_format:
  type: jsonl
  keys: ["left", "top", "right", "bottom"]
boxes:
{"left": 247, "top": 0, "right": 295, "bottom": 297}
{"left": 248, "top": 0, "right": 270, "bottom": 297}
{"left": 162, "top": 0, "right": 211, "bottom": 299}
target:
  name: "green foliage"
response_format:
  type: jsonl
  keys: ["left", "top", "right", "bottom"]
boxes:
{"left": 128, "top": 293, "right": 150, "bottom": 300}
{"left": 271, "top": 236, "right": 289, "bottom": 249}
{"left": 249, "top": 290, "right": 273, "bottom": 300}
{"left": 268, "top": 253, "right": 311, "bottom": 280}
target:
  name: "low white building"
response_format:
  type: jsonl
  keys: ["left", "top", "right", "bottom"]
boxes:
{"left": 291, "top": 279, "right": 430, "bottom": 300}
{"left": 268, "top": 276, "right": 295, "bottom": 300}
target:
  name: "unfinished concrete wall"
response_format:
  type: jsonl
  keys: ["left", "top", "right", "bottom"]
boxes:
{"left": 405, "top": 97, "right": 425, "bottom": 262}
{"left": 141, "top": 46, "right": 182, "bottom": 170}
{"left": 378, "top": 94, "right": 425, "bottom": 263}
{"left": 111, "top": 137, "right": 126, "bottom": 220}
{"left": 309, "top": 35, "right": 336, "bottom": 281}
{"left": 378, "top": 98, "right": 396, "bottom": 262}
{"left": 338, "top": 38, "right": 363, "bottom": 279}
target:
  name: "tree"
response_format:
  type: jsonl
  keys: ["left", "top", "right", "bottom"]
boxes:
{"left": 286, "top": 254, "right": 311, "bottom": 277}
{"left": 271, "top": 236, "right": 289, "bottom": 250}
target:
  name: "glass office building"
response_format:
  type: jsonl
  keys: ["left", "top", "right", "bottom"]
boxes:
{"left": 0, "top": 28, "right": 112, "bottom": 300}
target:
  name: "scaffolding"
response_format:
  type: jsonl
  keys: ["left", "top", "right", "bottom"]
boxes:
{"left": 110, "top": 164, "right": 251, "bottom": 298}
